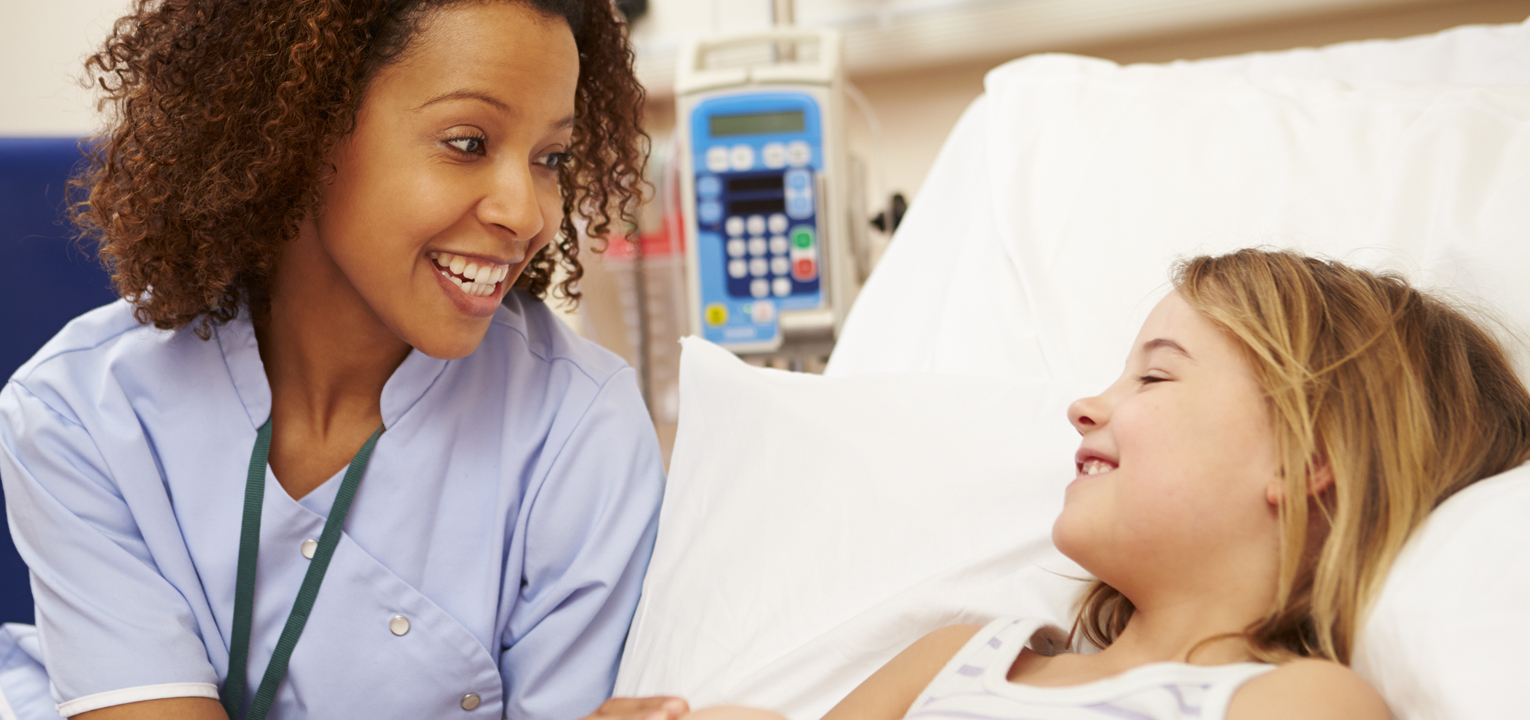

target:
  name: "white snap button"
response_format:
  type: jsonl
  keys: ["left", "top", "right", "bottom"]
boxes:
{"left": 389, "top": 615, "right": 410, "bottom": 636}
{"left": 460, "top": 693, "right": 481, "bottom": 710}
{"left": 300, "top": 539, "right": 318, "bottom": 559}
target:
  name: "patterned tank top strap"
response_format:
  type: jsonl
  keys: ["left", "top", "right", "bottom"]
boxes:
{"left": 906, "top": 617, "right": 1053, "bottom": 715}
{"left": 1198, "top": 661, "right": 1278, "bottom": 720}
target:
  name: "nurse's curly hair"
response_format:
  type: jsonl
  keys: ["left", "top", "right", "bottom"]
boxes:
{"left": 71, "top": 0, "right": 647, "bottom": 336}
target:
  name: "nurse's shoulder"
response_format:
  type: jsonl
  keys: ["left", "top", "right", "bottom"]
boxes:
{"left": 489, "top": 289, "right": 633, "bottom": 388}
{"left": 4, "top": 300, "right": 184, "bottom": 418}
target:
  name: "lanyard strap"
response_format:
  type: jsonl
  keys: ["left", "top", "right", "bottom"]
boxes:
{"left": 223, "top": 418, "right": 384, "bottom": 720}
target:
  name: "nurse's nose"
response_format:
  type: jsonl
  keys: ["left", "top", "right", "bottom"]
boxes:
{"left": 477, "top": 162, "right": 545, "bottom": 242}
{"left": 1067, "top": 395, "right": 1109, "bottom": 435}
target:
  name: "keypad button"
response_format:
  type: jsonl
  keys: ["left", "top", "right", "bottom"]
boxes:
{"left": 706, "top": 146, "right": 729, "bottom": 173}
{"left": 787, "top": 141, "right": 811, "bottom": 167}
{"left": 791, "top": 227, "right": 815, "bottom": 249}
{"left": 769, "top": 235, "right": 789, "bottom": 254}
{"left": 726, "top": 239, "right": 746, "bottom": 257}
{"left": 747, "top": 237, "right": 767, "bottom": 256}
{"left": 762, "top": 142, "right": 786, "bottom": 169}
{"left": 768, "top": 213, "right": 788, "bottom": 234}
{"left": 705, "top": 303, "right": 728, "bottom": 326}
{"left": 785, "top": 169, "right": 812, "bottom": 191}
{"left": 750, "top": 279, "right": 770, "bottom": 298}
{"left": 773, "top": 277, "right": 792, "bottom": 297}
{"left": 746, "top": 215, "right": 766, "bottom": 236}
{"left": 730, "top": 144, "right": 755, "bottom": 171}
{"left": 724, "top": 216, "right": 745, "bottom": 236}
{"left": 697, "top": 175, "right": 721, "bottom": 197}
{"left": 728, "top": 259, "right": 748, "bottom": 278}
{"left": 770, "top": 256, "right": 790, "bottom": 276}
{"left": 793, "top": 257, "right": 818, "bottom": 280}
{"left": 751, "top": 299, "right": 775, "bottom": 324}
{"left": 749, "top": 258, "right": 768, "bottom": 277}
{"left": 786, "top": 196, "right": 812, "bottom": 219}
{"left": 698, "top": 201, "right": 722, "bottom": 224}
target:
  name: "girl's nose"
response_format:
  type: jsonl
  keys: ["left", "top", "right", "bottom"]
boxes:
{"left": 1068, "top": 395, "right": 1108, "bottom": 435}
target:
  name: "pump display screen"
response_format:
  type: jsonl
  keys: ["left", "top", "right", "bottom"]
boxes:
{"left": 710, "top": 110, "right": 805, "bottom": 136}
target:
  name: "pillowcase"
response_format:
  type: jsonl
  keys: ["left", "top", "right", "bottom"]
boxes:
{"left": 620, "top": 338, "right": 1530, "bottom": 720}
{"left": 828, "top": 52, "right": 1530, "bottom": 390}
{"left": 615, "top": 338, "right": 1088, "bottom": 720}
{"left": 1352, "top": 462, "right": 1530, "bottom": 720}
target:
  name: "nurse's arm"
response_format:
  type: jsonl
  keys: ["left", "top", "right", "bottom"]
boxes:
{"left": 72, "top": 697, "right": 228, "bottom": 720}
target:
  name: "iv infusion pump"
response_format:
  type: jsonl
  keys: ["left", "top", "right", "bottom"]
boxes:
{"left": 676, "top": 29, "right": 859, "bottom": 356}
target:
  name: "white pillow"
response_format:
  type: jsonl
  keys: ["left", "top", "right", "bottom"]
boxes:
{"left": 1352, "top": 463, "right": 1530, "bottom": 720}
{"left": 624, "top": 339, "right": 1530, "bottom": 720}
{"left": 616, "top": 338, "right": 1087, "bottom": 720}
{"left": 828, "top": 53, "right": 1530, "bottom": 388}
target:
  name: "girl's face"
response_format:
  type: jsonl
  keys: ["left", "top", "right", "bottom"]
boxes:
{"left": 310, "top": 2, "right": 579, "bottom": 359}
{"left": 1053, "top": 291, "right": 1282, "bottom": 596}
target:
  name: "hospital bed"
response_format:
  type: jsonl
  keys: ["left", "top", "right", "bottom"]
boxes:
{"left": 616, "top": 19, "right": 1530, "bottom": 720}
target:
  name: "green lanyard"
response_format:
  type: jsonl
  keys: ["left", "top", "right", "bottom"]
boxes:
{"left": 222, "top": 418, "right": 384, "bottom": 720}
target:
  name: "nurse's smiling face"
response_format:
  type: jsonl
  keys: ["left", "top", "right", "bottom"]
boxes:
{"left": 309, "top": 1, "right": 579, "bottom": 359}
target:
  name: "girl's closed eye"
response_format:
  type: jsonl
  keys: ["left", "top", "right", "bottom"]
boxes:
{"left": 1138, "top": 374, "right": 1169, "bottom": 385}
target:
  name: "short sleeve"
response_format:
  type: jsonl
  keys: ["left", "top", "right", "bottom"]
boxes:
{"left": 0, "top": 381, "right": 220, "bottom": 714}
{"left": 501, "top": 367, "right": 666, "bottom": 720}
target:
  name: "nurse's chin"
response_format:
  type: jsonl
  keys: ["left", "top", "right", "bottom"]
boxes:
{"left": 401, "top": 319, "right": 496, "bottom": 361}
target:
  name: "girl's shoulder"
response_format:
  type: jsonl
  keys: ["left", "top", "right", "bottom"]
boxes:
{"left": 1226, "top": 658, "right": 1388, "bottom": 720}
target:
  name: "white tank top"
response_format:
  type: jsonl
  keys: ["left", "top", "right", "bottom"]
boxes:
{"left": 905, "top": 618, "right": 1276, "bottom": 720}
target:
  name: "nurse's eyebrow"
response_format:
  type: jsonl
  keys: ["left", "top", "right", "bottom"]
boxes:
{"left": 1144, "top": 338, "right": 1193, "bottom": 359}
{"left": 415, "top": 90, "right": 510, "bottom": 113}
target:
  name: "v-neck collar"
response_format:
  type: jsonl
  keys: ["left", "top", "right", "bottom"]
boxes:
{"left": 215, "top": 308, "right": 448, "bottom": 430}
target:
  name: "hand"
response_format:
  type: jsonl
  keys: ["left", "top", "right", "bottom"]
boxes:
{"left": 587, "top": 696, "right": 691, "bottom": 720}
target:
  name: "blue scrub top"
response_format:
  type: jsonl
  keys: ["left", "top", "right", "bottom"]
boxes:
{"left": 0, "top": 291, "right": 665, "bottom": 719}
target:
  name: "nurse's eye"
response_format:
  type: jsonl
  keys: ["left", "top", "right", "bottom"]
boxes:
{"left": 1138, "top": 374, "right": 1168, "bottom": 385}
{"left": 538, "top": 151, "right": 571, "bottom": 170}
{"left": 445, "top": 134, "right": 488, "bottom": 156}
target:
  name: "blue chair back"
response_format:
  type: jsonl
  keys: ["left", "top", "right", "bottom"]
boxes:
{"left": 0, "top": 137, "right": 120, "bottom": 623}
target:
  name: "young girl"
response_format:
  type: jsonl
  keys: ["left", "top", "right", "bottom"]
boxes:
{"left": 596, "top": 248, "right": 1530, "bottom": 720}
{"left": 0, "top": 1, "right": 657, "bottom": 719}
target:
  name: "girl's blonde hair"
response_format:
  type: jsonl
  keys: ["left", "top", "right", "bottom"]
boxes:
{"left": 1074, "top": 248, "right": 1530, "bottom": 664}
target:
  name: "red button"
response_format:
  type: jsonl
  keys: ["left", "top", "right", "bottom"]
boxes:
{"left": 792, "top": 257, "right": 817, "bottom": 280}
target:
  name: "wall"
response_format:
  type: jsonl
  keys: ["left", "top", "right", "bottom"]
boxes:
{"left": 0, "top": 0, "right": 132, "bottom": 136}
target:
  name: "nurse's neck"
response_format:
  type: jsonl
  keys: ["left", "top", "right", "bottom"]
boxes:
{"left": 254, "top": 223, "right": 411, "bottom": 500}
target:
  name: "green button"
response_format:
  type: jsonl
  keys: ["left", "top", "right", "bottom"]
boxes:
{"left": 791, "top": 227, "right": 815, "bottom": 249}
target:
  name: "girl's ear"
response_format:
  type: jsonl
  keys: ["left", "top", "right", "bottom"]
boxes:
{"left": 1265, "top": 455, "right": 1335, "bottom": 506}
{"left": 1307, "top": 457, "right": 1335, "bottom": 496}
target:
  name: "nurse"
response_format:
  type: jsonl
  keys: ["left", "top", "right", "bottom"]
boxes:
{"left": 0, "top": 1, "right": 660, "bottom": 719}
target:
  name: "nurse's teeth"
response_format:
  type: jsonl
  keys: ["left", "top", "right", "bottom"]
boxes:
{"left": 431, "top": 251, "right": 511, "bottom": 295}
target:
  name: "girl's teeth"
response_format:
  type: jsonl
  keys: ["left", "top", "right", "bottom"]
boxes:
{"left": 1082, "top": 459, "right": 1115, "bottom": 476}
{"left": 449, "top": 255, "right": 467, "bottom": 275}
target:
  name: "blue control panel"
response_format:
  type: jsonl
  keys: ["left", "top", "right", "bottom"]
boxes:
{"left": 689, "top": 91, "right": 825, "bottom": 349}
